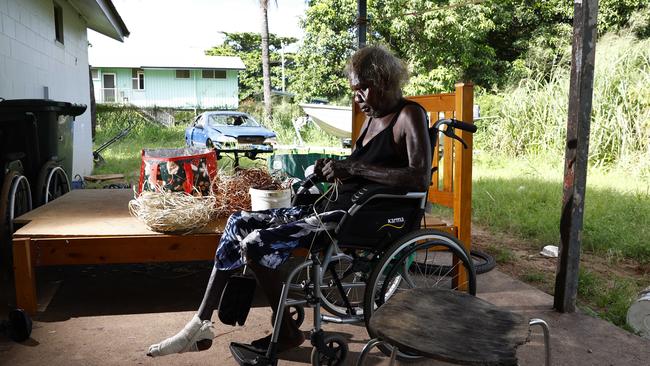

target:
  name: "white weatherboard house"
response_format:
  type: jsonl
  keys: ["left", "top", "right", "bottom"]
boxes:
{"left": 89, "top": 51, "right": 245, "bottom": 109}
{"left": 0, "top": 0, "right": 129, "bottom": 177}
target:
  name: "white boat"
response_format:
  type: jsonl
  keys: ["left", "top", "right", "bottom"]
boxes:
{"left": 299, "top": 103, "right": 352, "bottom": 139}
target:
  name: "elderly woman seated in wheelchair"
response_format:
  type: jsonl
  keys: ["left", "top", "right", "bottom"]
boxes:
{"left": 147, "top": 45, "right": 477, "bottom": 366}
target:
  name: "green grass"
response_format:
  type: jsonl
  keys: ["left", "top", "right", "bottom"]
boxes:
{"left": 578, "top": 269, "right": 639, "bottom": 329}
{"left": 92, "top": 104, "right": 342, "bottom": 182}
{"left": 93, "top": 107, "right": 187, "bottom": 184}
{"left": 521, "top": 271, "right": 547, "bottom": 284}
{"left": 469, "top": 153, "right": 650, "bottom": 262}
{"left": 484, "top": 244, "right": 516, "bottom": 264}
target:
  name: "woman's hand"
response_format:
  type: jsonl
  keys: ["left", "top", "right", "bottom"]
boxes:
{"left": 321, "top": 159, "right": 353, "bottom": 182}
{"left": 313, "top": 158, "right": 326, "bottom": 179}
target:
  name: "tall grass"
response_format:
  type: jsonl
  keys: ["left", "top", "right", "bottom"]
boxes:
{"left": 477, "top": 32, "right": 650, "bottom": 176}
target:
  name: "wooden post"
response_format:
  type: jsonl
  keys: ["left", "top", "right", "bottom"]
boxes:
{"left": 453, "top": 82, "right": 474, "bottom": 250}
{"left": 453, "top": 82, "right": 474, "bottom": 290}
{"left": 13, "top": 238, "right": 37, "bottom": 314}
{"left": 554, "top": 0, "right": 599, "bottom": 313}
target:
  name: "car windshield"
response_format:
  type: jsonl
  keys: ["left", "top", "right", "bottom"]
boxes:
{"left": 207, "top": 114, "right": 260, "bottom": 127}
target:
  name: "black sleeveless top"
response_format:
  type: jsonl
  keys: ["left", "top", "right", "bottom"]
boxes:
{"left": 318, "top": 99, "right": 425, "bottom": 212}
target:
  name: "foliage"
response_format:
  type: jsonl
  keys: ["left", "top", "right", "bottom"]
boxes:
{"left": 292, "top": 1, "right": 650, "bottom": 102}
{"left": 290, "top": 0, "right": 358, "bottom": 103}
{"left": 476, "top": 32, "right": 650, "bottom": 173}
{"left": 206, "top": 32, "right": 298, "bottom": 102}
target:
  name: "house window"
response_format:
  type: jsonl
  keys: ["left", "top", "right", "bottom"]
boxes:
{"left": 53, "top": 2, "right": 64, "bottom": 44}
{"left": 176, "top": 70, "right": 190, "bottom": 79}
{"left": 132, "top": 69, "right": 145, "bottom": 90}
{"left": 202, "top": 70, "right": 226, "bottom": 79}
{"left": 91, "top": 68, "right": 99, "bottom": 80}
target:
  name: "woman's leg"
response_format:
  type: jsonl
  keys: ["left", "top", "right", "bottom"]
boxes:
{"left": 147, "top": 268, "right": 233, "bottom": 357}
{"left": 247, "top": 261, "right": 304, "bottom": 351}
{"left": 239, "top": 209, "right": 347, "bottom": 352}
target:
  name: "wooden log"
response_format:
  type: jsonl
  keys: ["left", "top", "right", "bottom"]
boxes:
{"left": 627, "top": 286, "right": 650, "bottom": 339}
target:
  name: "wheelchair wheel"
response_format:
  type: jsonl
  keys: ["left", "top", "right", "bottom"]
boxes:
{"left": 363, "top": 228, "right": 476, "bottom": 360}
{"left": 310, "top": 333, "right": 348, "bottom": 366}
{"left": 320, "top": 253, "right": 367, "bottom": 318}
{"left": 271, "top": 305, "right": 305, "bottom": 328}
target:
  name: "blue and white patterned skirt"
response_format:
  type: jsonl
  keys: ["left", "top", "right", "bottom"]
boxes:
{"left": 215, "top": 205, "right": 346, "bottom": 270}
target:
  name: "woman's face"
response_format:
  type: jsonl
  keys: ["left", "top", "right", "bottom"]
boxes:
{"left": 349, "top": 72, "right": 381, "bottom": 117}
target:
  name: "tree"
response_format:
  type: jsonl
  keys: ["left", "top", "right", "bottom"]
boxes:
{"left": 293, "top": 0, "right": 650, "bottom": 102}
{"left": 205, "top": 32, "right": 297, "bottom": 102}
{"left": 291, "top": 0, "right": 357, "bottom": 103}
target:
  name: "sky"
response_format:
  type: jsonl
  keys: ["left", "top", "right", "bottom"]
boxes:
{"left": 88, "top": 0, "right": 308, "bottom": 58}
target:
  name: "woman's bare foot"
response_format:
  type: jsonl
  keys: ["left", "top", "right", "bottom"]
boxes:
{"left": 147, "top": 315, "right": 215, "bottom": 357}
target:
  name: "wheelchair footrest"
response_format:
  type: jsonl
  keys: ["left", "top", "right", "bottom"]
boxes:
{"left": 229, "top": 342, "right": 274, "bottom": 366}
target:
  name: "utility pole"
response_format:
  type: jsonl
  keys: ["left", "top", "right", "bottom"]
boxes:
{"left": 281, "top": 40, "right": 285, "bottom": 92}
{"left": 357, "top": 0, "right": 367, "bottom": 49}
{"left": 554, "top": 0, "right": 599, "bottom": 313}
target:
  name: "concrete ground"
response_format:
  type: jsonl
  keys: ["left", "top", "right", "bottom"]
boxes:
{"left": 0, "top": 262, "right": 649, "bottom": 366}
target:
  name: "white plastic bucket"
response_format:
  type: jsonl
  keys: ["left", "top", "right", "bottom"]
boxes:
{"left": 627, "top": 286, "right": 650, "bottom": 339}
{"left": 249, "top": 188, "right": 291, "bottom": 211}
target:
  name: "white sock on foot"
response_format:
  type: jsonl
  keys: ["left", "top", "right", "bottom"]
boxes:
{"left": 147, "top": 315, "right": 215, "bottom": 357}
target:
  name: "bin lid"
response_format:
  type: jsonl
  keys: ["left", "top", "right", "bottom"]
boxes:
{"left": 0, "top": 99, "right": 87, "bottom": 116}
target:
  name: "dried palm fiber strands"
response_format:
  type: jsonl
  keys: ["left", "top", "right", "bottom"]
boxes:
{"left": 214, "top": 167, "right": 290, "bottom": 217}
{"left": 129, "top": 188, "right": 217, "bottom": 233}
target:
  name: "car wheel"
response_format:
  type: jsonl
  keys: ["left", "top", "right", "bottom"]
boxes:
{"left": 206, "top": 139, "right": 214, "bottom": 149}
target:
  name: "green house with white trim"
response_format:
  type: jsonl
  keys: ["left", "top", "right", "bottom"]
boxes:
{"left": 89, "top": 51, "right": 245, "bottom": 109}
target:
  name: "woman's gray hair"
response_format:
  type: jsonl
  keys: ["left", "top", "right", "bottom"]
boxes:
{"left": 345, "top": 45, "right": 409, "bottom": 95}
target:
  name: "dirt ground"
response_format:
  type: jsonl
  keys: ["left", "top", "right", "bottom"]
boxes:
{"left": 470, "top": 223, "right": 650, "bottom": 316}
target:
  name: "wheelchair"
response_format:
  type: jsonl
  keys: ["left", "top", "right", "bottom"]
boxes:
{"left": 230, "top": 118, "right": 478, "bottom": 366}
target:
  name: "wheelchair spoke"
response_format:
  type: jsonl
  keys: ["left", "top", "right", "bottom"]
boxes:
{"left": 364, "top": 229, "right": 477, "bottom": 361}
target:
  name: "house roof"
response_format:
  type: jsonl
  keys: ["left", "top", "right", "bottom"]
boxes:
{"left": 89, "top": 50, "right": 246, "bottom": 70}
{"left": 70, "top": 0, "right": 129, "bottom": 41}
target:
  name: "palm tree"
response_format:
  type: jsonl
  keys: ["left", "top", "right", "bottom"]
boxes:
{"left": 259, "top": 0, "right": 272, "bottom": 123}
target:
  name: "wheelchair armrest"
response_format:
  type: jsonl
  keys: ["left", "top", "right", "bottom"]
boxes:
{"left": 350, "top": 185, "right": 415, "bottom": 205}
{"left": 348, "top": 187, "right": 427, "bottom": 215}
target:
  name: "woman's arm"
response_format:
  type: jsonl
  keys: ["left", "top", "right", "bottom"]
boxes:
{"left": 321, "top": 105, "right": 431, "bottom": 192}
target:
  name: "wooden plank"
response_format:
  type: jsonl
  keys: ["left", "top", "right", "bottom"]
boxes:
{"left": 428, "top": 190, "right": 454, "bottom": 208}
{"left": 555, "top": 0, "right": 599, "bottom": 313}
{"left": 14, "top": 189, "right": 226, "bottom": 238}
{"left": 84, "top": 174, "right": 125, "bottom": 182}
{"left": 407, "top": 94, "right": 455, "bottom": 111}
{"left": 452, "top": 82, "right": 474, "bottom": 292}
{"left": 422, "top": 212, "right": 446, "bottom": 227}
{"left": 13, "top": 238, "right": 37, "bottom": 314}
{"left": 32, "top": 234, "right": 220, "bottom": 266}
